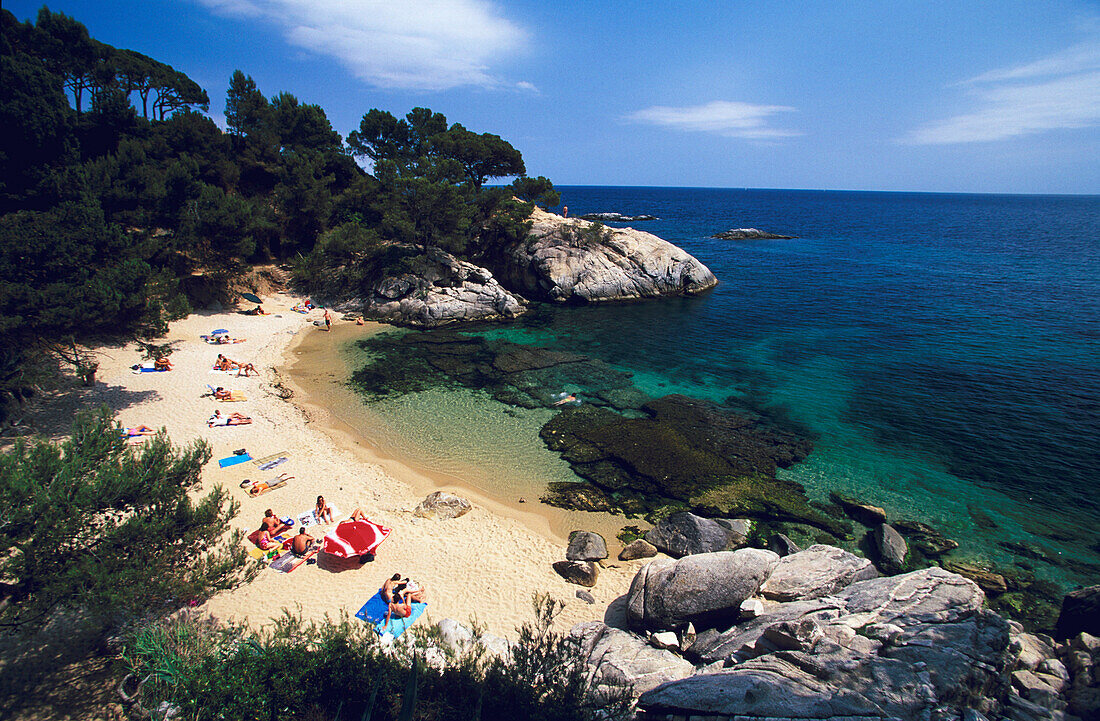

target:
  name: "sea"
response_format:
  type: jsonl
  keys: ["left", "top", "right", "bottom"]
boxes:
{"left": 332, "top": 187, "right": 1100, "bottom": 591}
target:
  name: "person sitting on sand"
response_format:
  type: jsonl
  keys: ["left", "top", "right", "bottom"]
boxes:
{"left": 243, "top": 305, "right": 268, "bottom": 316}
{"left": 315, "top": 495, "right": 334, "bottom": 524}
{"left": 260, "top": 508, "right": 290, "bottom": 536}
{"left": 291, "top": 527, "right": 316, "bottom": 557}
{"left": 382, "top": 573, "right": 402, "bottom": 603}
{"left": 215, "top": 354, "right": 240, "bottom": 371}
{"left": 384, "top": 593, "right": 412, "bottom": 631}
{"left": 403, "top": 579, "right": 427, "bottom": 603}
{"left": 236, "top": 362, "right": 258, "bottom": 377}
{"left": 213, "top": 387, "right": 233, "bottom": 400}
{"left": 153, "top": 356, "right": 173, "bottom": 371}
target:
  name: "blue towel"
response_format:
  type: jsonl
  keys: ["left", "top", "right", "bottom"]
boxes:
{"left": 218, "top": 453, "right": 252, "bottom": 468}
{"left": 355, "top": 591, "right": 427, "bottom": 638}
{"left": 139, "top": 367, "right": 165, "bottom": 373}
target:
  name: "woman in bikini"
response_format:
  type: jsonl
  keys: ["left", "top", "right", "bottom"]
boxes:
{"left": 315, "top": 495, "right": 334, "bottom": 523}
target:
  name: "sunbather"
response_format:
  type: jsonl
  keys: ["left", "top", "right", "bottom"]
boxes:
{"left": 384, "top": 594, "right": 412, "bottom": 631}
{"left": 315, "top": 495, "right": 334, "bottom": 524}
{"left": 382, "top": 573, "right": 402, "bottom": 603}
{"left": 215, "top": 354, "right": 239, "bottom": 371}
{"left": 291, "top": 528, "right": 317, "bottom": 557}
{"left": 154, "top": 357, "right": 173, "bottom": 371}
{"left": 260, "top": 508, "right": 291, "bottom": 536}
{"left": 213, "top": 386, "right": 232, "bottom": 400}
{"left": 208, "top": 410, "right": 252, "bottom": 426}
{"left": 236, "top": 362, "right": 258, "bottom": 377}
{"left": 122, "top": 425, "right": 156, "bottom": 438}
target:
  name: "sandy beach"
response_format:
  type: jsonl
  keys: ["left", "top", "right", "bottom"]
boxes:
{"left": 19, "top": 292, "right": 636, "bottom": 641}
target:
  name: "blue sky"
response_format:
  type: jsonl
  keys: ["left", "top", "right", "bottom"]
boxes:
{"left": 8, "top": 0, "right": 1100, "bottom": 193}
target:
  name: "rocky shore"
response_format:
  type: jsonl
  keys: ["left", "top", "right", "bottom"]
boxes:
{"left": 334, "top": 207, "right": 716, "bottom": 326}
{"left": 711, "top": 228, "right": 796, "bottom": 240}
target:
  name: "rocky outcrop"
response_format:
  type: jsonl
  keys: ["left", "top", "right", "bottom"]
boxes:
{"left": 337, "top": 246, "right": 526, "bottom": 326}
{"left": 643, "top": 512, "right": 748, "bottom": 558}
{"left": 566, "top": 531, "right": 608, "bottom": 562}
{"left": 829, "top": 492, "right": 887, "bottom": 526}
{"left": 711, "top": 228, "right": 795, "bottom": 240}
{"left": 412, "top": 491, "right": 472, "bottom": 520}
{"left": 483, "top": 207, "right": 716, "bottom": 304}
{"left": 626, "top": 549, "right": 780, "bottom": 631}
{"left": 760, "top": 544, "right": 878, "bottom": 601}
{"left": 571, "top": 622, "right": 695, "bottom": 697}
{"left": 578, "top": 212, "right": 658, "bottom": 222}
{"left": 642, "top": 567, "right": 1013, "bottom": 720}
{"left": 892, "top": 518, "right": 958, "bottom": 557}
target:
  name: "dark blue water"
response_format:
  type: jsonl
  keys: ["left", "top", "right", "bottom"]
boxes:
{"left": 513, "top": 187, "right": 1100, "bottom": 585}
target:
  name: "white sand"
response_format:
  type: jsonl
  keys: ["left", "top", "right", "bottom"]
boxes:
{"left": 62, "top": 293, "right": 635, "bottom": 640}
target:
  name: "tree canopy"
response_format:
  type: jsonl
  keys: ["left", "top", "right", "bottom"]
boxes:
{"left": 0, "top": 407, "right": 254, "bottom": 632}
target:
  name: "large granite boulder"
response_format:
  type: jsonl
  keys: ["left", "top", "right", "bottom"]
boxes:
{"left": 553, "top": 560, "right": 599, "bottom": 587}
{"left": 1056, "top": 584, "right": 1100, "bottom": 639}
{"left": 618, "top": 538, "right": 658, "bottom": 561}
{"left": 413, "top": 491, "right": 472, "bottom": 520}
{"left": 566, "top": 531, "right": 608, "bottom": 562}
{"left": 760, "top": 544, "right": 879, "bottom": 601}
{"left": 626, "top": 548, "right": 780, "bottom": 631}
{"left": 571, "top": 622, "right": 695, "bottom": 698}
{"left": 483, "top": 207, "right": 717, "bottom": 303}
{"left": 872, "top": 522, "right": 908, "bottom": 574}
{"left": 644, "top": 512, "right": 745, "bottom": 558}
{"left": 646, "top": 568, "right": 1013, "bottom": 720}
{"left": 337, "top": 245, "right": 526, "bottom": 327}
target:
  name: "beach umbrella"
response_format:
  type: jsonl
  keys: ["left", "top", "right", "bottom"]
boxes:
{"left": 241, "top": 292, "right": 262, "bottom": 304}
{"left": 323, "top": 518, "right": 391, "bottom": 558}
{"left": 211, "top": 328, "right": 229, "bottom": 336}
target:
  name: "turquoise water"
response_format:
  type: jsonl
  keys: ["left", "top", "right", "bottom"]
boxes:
{"left": 350, "top": 187, "right": 1100, "bottom": 589}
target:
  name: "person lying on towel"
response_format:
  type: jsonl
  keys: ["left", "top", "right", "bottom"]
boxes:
{"left": 121, "top": 425, "right": 157, "bottom": 438}
{"left": 215, "top": 354, "right": 240, "bottom": 370}
{"left": 291, "top": 528, "right": 318, "bottom": 557}
{"left": 208, "top": 409, "right": 252, "bottom": 426}
{"left": 384, "top": 592, "right": 412, "bottom": 630}
{"left": 154, "top": 356, "right": 173, "bottom": 371}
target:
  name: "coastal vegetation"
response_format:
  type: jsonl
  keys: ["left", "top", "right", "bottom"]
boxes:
{"left": 0, "top": 6, "right": 559, "bottom": 424}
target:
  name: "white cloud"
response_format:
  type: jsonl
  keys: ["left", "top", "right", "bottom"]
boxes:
{"left": 625, "top": 101, "right": 799, "bottom": 139}
{"left": 196, "top": 0, "right": 527, "bottom": 91}
{"left": 907, "top": 38, "right": 1100, "bottom": 144}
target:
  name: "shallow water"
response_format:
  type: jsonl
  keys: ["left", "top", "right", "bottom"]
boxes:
{"left": 337, "top": 187, "right": 1100, "bottom": 589}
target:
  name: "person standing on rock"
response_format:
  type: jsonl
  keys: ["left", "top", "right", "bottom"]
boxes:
{"left": 563, "top": 206, "right": 568, "bottom": 218}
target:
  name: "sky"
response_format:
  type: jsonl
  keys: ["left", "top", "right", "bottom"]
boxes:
{"left": 7, "top": 0, "right": 1100, "bottom": 194}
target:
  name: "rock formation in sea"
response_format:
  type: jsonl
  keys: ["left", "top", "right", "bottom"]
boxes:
{"left": 577, "top": 212, "right": 659, "bottom": 222}
{"left": 334, "top": 245, "right": 527, "bottom": 327}
{"left": 480, "top": 207, "right": 717, "bottom": 303}
{"left": 576, "top": 546, "right": 1100, "bottom": 720}
{"left": 711, "top": 227, "right": 796, "bottom": 240}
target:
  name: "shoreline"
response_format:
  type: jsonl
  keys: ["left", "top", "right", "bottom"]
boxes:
{"left": 14, "top": 295, "right": 636, "bottom": 641}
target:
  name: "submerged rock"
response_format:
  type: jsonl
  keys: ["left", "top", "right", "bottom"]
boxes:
{"left": 893, "top": 518, "right": 959, "bottom": 557}
{"left": 830, "top": 492, "right": 887, "bottom": 526}
{"left": 482, "top": 207, "right": 717, "bottom": 303}
{"left": 872, "top": 522, "right": 909, "bottom": 574}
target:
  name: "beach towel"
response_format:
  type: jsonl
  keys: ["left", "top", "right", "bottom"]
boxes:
{"left": 218, "top": 453, "right": 252, "bottom": 468}
{"left": 132, "top": 362, "right": 167, "bottom": 374}
{"left": 269, "top": 546, "right": 317, "bottom": 573}
{"left": 297, "top": 505, "right": 340, "bottom": 528}
{"left": 355, "top": 591, "right": 427, "bottom": 638}
{"left": 257, "top": 456, "right": 288, "bottom": 471}
{"left": 322, "top": 518, "right": 391, "bottom": 558}
{"left": 252, "top": 450, "right": 291, "bottom": 467}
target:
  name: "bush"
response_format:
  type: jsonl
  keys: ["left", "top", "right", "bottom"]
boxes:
{"left": 119, "top": 595, "right": 633, "bottom": 721}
